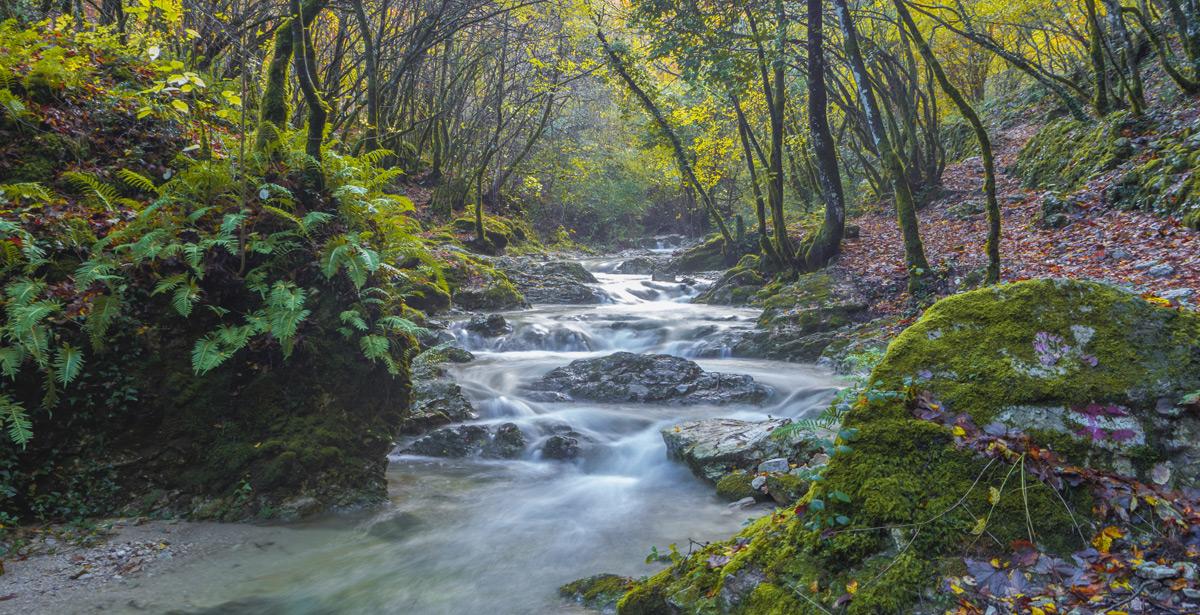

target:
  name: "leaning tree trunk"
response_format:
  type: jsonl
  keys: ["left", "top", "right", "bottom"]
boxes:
{"left": 732, "top": 95, "right": 782, "bottom": 267}
{"left": 802, "top": 0, "right": 846, "bottom": 271}
{"left": 832, "top": 0, "right": 930, "bottom": 290}
{"left": 894, "top": 0, "right": 1000, "bottom": 284}
{"left": 351, "top": 0, "right": 380, "bottom": 152}
{"left": 1103, "top": 0, "right": 1145, "bottom": 114}
{"left": 595, "top": 28, "right": 734, "bottom": 247}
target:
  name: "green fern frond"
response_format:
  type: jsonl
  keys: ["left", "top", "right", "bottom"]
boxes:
{"left": 52, "top": 343, "right": 83, "bottom": 385}
{"left": 339, "top": 309, "right": 369, "bottom": 332}
{"left": 117, "top": 168, "right": 159, "bottom": 194}
{"left": 62, "top": 171, "right": 119, "bottom": 211}
{"left": 0, "top": 346, "right": 25, "bottom": 378}
{"left": 359, "top": 334, "right": 390, "bottom": 361}
{"left": 359, "top": 148, "right": 395, "bottom": 168}
{"left": 191, "top": 336, "right": 229, "bottom": 375}
{"left": 1, "top": 394, "right": 32, "bottom": 446}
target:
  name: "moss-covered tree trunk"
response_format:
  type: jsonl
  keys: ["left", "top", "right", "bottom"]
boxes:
{"left": 1084, "top": 0, "right": 1111, "bottom": 115}
{"left": 832, "top": 0, "right": 930, "bottom": 290}
{"left": 894, "top": 0, "right": 1000, "bottom": 284}
{"left": 255, "top": 0, "right": 326, "bottom": 156}
{"left": 291, "top": 0, "right": 329, "bottom": 166}
{"left": 801, "top": 0, "right": 846, "bottom": 271}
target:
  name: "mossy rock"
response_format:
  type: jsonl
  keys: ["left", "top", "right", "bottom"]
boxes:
{"left": 560, "top": 574, "right": 635, "bottom": 613}
{"left": 715, "top": 470, "right": 759, "bottom": 502}
{"left": 869, "top": 278, "right": 1200, "bottom": 486}
{"left": 451, "top": 275, "right": 527, "bottom": 311}
{"left": 765, "top": 473, "right": 809, "bottom": 506}
{"left": 665, "top": 233, "right": 753, "bottom": 274}
{"left": 598, "top": 279, "right": 1200, "bottom": 614}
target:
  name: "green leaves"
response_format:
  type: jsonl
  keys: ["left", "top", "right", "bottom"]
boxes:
{"left": 191, "top": 336, "right": 228, "bottom": 375}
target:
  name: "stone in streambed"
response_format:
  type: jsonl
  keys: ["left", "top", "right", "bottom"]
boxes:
{"left": 466, "top": 314, "right": 511, "bottom": 337}
{"left": 401, "top": 422, "right": 526, "bottom": 459}
{"left": 524, "top": 352, "right": 772, "bottom": 406}
{"left": 662, "top": 418, "right": 818, "bottom": 482}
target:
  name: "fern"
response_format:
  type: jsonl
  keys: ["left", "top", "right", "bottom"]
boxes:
{"left": 339, "top": 309, "right": 369, "bottom": 332}
{"left": 1, "top": 394, "right": 32, "bottom": 447}
{"left": 359, "top": 334, "right": 390, "bottom": 360}
{"left": 117, "top": 168, "right": 159, "bottom": 194}
{"left": 63, "top": 171, "right": 120, "bottom": 211}
{"left": 191, "top": 336, "right": 228, "bottom": 375}
{"left": 84, "top": 293, "right": 122, "bottom": 348}
{"left": 52, "top": 343, "right": 84, "bottom": 385}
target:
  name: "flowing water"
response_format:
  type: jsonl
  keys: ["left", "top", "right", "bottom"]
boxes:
{"left": 53, "top": 257, "right": 841, "bottom": 615}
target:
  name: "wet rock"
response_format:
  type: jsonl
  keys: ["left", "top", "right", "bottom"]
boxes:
{"left": 276, "top": 495, "right": 322, "bottom": 521}
{"left": 496, "top": 258, "right": 607, "bottom": 305}
{"left": 765, "top": 473, "right": 809, "bottom": 505}
{"left": 540, "top": 433, "right": 583, "bottom": 460}
{"left": 694, "top": 255, "right": 764, "bottom": 306}
{"left": 466, "top": 314, "right": 511, "bottom": 337}
{"left": 402, "top": 422, "right": 525, "bottom": 459}
{"left": 662, "top": 417, "right": 820, "bottom": 481}
{"left": 651, "top": 271, "right": 678, "bottom": 283}
{"left": 614, "top": 256, "right": 658, "bottom": 275}
{"left": 733, "top": 271, "right": 869, "bottom": 362}
{"left": 525, "top": 352, "right": 772, "bottom": 406}
{"left": 728, "top": 496, "right": 757, "bottom": 510}
{"left": 485, "top": 423, "right": 527, "bottom": 459}
{"left": 749, "top": 475, "right": 767, "bottom": 490}
{"left": 401, "top": 346, "right": 478, "bottom": 435}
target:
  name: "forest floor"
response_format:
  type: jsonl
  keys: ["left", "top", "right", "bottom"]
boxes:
{"left": 835, "top": 121, "right": 1200, "bottom": 317}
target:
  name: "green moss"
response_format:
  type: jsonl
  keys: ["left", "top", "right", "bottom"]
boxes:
{"left": 1014, "top": 112, "right": 1137, "bottom": 192}
{"left": 560, "top": 573, "right": 635, "bottom": 612}
{"left": 716, "top": 471, "right": 758, "bottom": 502}
{"left": 765, "top": 473, "right": 809, "bottom": 505}
{"left": 869, "top": 279, "right": 1200, "bottom": 425}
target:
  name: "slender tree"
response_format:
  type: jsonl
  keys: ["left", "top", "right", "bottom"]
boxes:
{"left": 832, "top": 0, "right": 930, "bottom": 290}
{"left": 893, "top": 0, "right": 1000, "bottom": 284}
{"left": 801, "top": 0, "right": 846, "bottom": 271}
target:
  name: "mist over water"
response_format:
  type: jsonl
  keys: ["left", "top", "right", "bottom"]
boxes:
{"left": 81, "top": 257, "right": 841, "bottom": 615}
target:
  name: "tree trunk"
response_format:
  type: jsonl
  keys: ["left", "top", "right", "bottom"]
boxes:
{"left": 733, "top": 95, "right": 781, "bottom": 267}
{"left": 351, "top": 0, "right": 380, "bottom": 152}
{"left": 802, "top": 0, "right": 846, "bottom": 271}
{"left": 833, "top": 0, "right": 930, "bottom": 290}
{"left": 291, "top": 0, "right": 329, "bottom": 187}
{"left": 1085, "top": 0, "right": 1111, "bottom": 114}
{"left": 595, "top": 28, "right": 734, "bottom": 247}
{"left": 894, "top": 0, "right": 1000, "bottom": 284}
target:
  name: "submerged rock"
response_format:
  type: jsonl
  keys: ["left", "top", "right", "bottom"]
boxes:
{"left": 662, "top": 418, "right": 819, "bottom": 482}
{"left": 524, "top": 352, "right": 772, "bottom": 405}
{"left": 614, "top": 256, "right": 658, "bottom": 275}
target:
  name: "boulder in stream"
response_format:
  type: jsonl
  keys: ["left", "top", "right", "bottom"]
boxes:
{"left": 466, "top": 313, "right": 512, "bottom": 337}
{"left": 524, "top": 352, "right": 772, "bottom": 405}
{"left": 401, "top": 422, "right": 527, "bottom": 459}
{"left": 495, "top": 257, "right": 607, "bottom": 305}
{"left": 662, "top": 418, "right": 821, "bottom": 482}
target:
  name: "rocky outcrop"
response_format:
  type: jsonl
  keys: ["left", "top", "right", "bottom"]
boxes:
{"left": 496, "top": 258, "right": 607, "bottom": 305}
{"left": 400, "top": 345, "right": 478, "bottom": 435}
{"left": 614, "top": 256, "right": 658, "bottom": 275}
{"left": 465, "top": 314, "right": 511, "bottom": 337}
{"left": 524, "top": 352, "right": 772, "bottom": 405}
{"left": 732, "top": 271, "right": 871, "bottom": 363}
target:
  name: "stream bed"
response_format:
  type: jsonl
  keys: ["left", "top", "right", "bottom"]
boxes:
{"left": 32, "top": 258, "right": 840, "bottom": 615}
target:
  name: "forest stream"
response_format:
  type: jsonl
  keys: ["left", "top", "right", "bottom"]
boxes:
{"left": 31, "top": 255, "right": 840, "bottom": 614}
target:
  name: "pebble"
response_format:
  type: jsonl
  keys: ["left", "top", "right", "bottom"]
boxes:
{"left": 1147, "top": 263, "right": 1176, "bottom": 277}
{"left": 1133, "top": 259, "right": 1160, "bottom": 271}
{"left": 1176, "top": 562, "right": 1197, "bottom": 581}
{"left": 757, "top": 458, "right": 789, "bottom": 474}
{"left": 1134, "top": 562, "right": 1179, "bottom": 580}
{"left": 1161, "top": 288, "right": 1194, "bottom": 301}
{"left": 728, "top": 497, "right": 756, "bottom": 511}
{"left": 750, "top": 476, "right": 767, "bottom": 490}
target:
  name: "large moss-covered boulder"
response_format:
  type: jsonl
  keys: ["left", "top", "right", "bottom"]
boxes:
{"left": 872, "top": 278, "right": 1200, "bottom": 488}
{"left": 733, "top": 272, "right": 870, "bottom": 362}
{"left": 593, "top": 279, "right": 1200, "bottom": 615}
